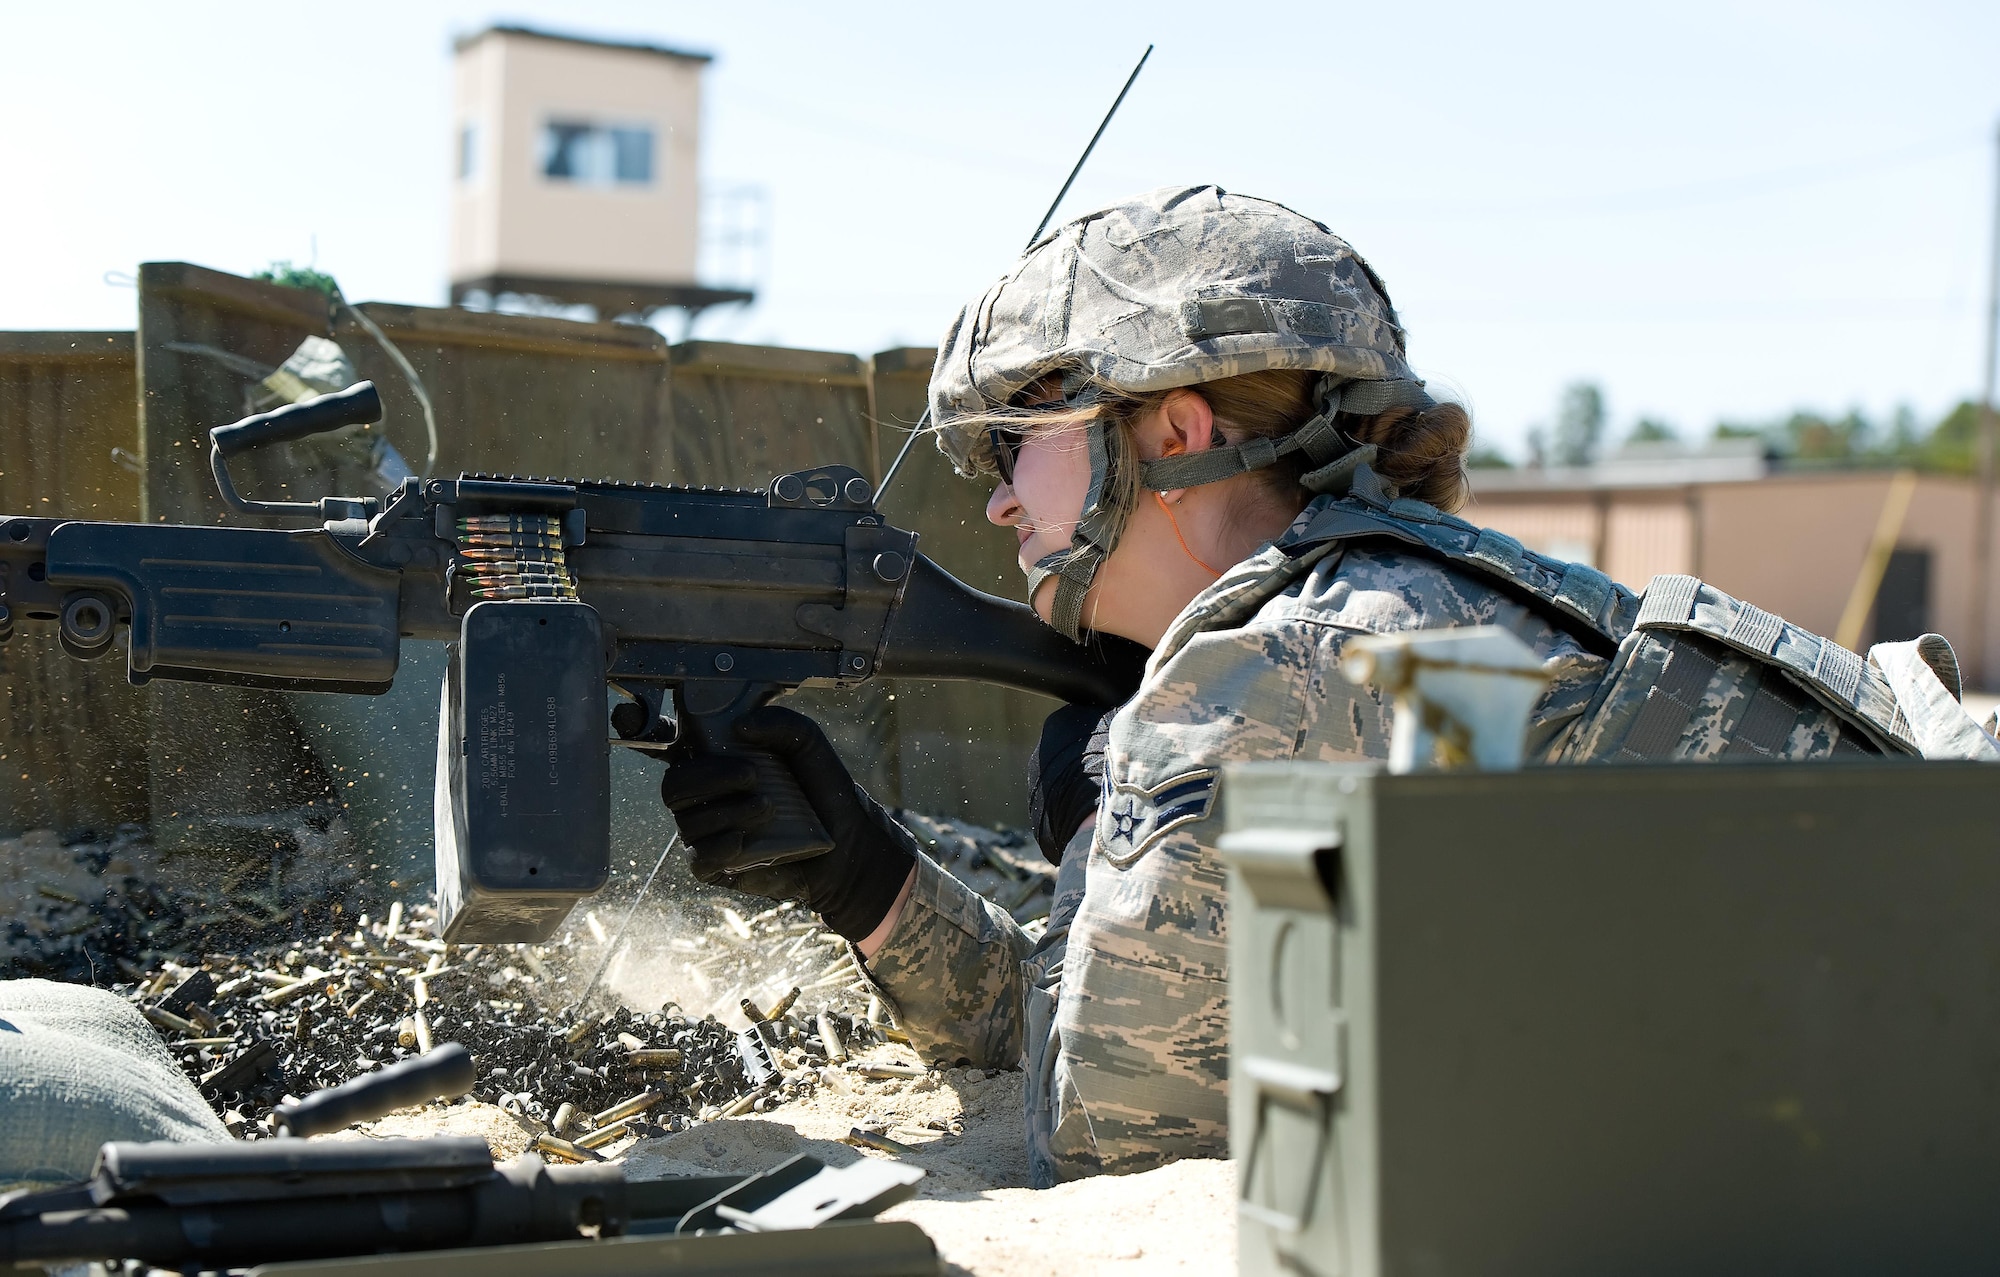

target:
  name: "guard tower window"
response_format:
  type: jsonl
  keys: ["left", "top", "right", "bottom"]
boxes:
{"left": 457, "top": 125, "right": 478, "bottom": 181}
{"left": 540, "top": 120, "right": 655, "bottom": 186}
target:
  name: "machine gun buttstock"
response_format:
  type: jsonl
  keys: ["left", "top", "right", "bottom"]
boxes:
{"left": 878, "top": 554, "right": 1146, "bottom": 706}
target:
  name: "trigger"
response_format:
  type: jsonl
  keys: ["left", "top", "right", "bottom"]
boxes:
{"left": 610, "top": 689, "right": 679, "bottom": 752}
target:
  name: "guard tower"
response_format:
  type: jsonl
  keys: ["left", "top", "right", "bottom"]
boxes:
{"left": 448, "top": 25, "right": 753, "bottom": 323}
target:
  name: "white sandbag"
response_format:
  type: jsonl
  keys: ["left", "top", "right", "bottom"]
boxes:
{"left": 0, "top": 979, "right": 229, "bottom": 1189}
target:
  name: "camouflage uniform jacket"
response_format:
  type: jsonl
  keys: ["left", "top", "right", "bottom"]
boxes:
{"left": 859, "top": 486, "right": 1616, "bottom": 1185}
{"left": 860, "top": 459, "right": 2000, "bottom": 1185}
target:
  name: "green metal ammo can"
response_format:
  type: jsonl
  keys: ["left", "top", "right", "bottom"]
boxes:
{"left": 1220, "top": 760, "right": 2000, "bottom": 1276}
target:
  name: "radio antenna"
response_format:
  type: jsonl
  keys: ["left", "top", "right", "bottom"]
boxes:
{"left": 874, "top": 44, "right": 1154, "bottom": 505}
{"left": 1025, "top": 44, "right": 1153, "bottom": 252}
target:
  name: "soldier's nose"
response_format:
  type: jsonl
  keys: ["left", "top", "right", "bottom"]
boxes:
{"left": 987, "top": 482, "right": 1023, "bottom": 527}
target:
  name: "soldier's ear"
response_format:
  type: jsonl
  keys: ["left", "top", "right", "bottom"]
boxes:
{"left": 1141, "top": 388, "right": 1218, "bottom": 463}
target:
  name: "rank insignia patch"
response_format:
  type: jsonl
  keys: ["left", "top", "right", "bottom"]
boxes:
{"left": 1100, "top": 768, "right": 1220, "bottom": 867}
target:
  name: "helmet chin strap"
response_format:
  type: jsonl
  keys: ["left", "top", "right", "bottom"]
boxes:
{"left": 1018, "top": 374, "right": 1432, "bottom": 643}
{"left": 1024, "top": 549, "right": 1099, "bottom": 642}
{"left": 1024, "top": 418, "right": 1136, "bottom": 644}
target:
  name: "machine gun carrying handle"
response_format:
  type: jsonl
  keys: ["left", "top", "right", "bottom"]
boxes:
{"left": 274, "top": 1042, "right": 476, "bottom": 1138}
{"left": 211, "top": 381, "right": 383, "bottom": 458}
{"left": 208, "top": 381, "right": 386, "bottom": 519}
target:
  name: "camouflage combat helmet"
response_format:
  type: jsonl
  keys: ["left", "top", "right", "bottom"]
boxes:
{"left": 929, "top": 184, "right": 1435, "bottom": 640}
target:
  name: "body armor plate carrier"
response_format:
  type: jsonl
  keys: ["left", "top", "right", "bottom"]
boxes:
{"left": 1259, "top": 477, "right": 1997, "bottom": 765}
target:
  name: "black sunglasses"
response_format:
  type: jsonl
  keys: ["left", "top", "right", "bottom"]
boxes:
{"left": 988, "top": 426, "right": 1025, "bottom": 486}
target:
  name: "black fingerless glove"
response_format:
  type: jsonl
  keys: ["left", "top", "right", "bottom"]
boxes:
{"left": 1026, "top": 702, "right": 1114, "bottom": 864}
{"left": 658, "top": 706, "right": 916, "bottom": 941}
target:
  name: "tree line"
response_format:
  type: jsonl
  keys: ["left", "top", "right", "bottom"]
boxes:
{"left": 1471, "top": 380, "right": 1993, "bottom": 474}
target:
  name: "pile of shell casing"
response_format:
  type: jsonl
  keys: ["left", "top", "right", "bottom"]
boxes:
{"left": 2, "top": 824, "right": 341, "bottom": 986}
{"left": 114, "top": 896, "right": 905, "bottom": 1150}
{"left": 894, "top": 809, "right": 1055, "bottom": 928}
{"left": 17, "top": 811, "right": 1031, "bottom": 1152}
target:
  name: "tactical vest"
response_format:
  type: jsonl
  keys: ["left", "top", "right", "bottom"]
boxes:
{"left": 1257, "top": 482, "right": 1997, "bottom": 764}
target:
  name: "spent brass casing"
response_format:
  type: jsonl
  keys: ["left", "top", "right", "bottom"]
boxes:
{"left": 531, "top": 1133, "right": 604, "bottom": 1163}
{"left": 592, "top": 1090, "right": 665, "bottom": 1126}
{"left": 575, "top": 1118, "right": 636, "bottom": 1149}
{"left": 818, "top": 1011, "right": 848, "bottom": 1064}
{"left": 625, "top": 1048, "right": 682, "bottom": 1069}
{"left": 846, "top": 1127, "right": 919, "bottom": 1157}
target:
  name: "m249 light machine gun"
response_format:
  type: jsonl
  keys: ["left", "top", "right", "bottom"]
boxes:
{"left": 0, "top": 382, "right": 1139, "bottom": 941}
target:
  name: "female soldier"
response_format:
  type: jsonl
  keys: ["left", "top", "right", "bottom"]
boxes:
{"left": 662, "top": 185, "right": 1992, "bottom": 1187}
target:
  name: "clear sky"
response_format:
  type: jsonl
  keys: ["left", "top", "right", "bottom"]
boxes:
{"left": 3, "top": 1, "right": 1997, "bottom": 458}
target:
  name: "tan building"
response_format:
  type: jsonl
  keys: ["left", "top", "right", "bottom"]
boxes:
{"left": 448, "top": 25, "right": 749, "bottom": 318}
{"left": 1463, "top": 441, "right": 2000, "bottom": 688}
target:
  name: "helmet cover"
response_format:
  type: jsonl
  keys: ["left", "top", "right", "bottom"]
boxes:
{"left": 929, "top": 184, "right": 1415, "bottom": 477}
{"left": 928, "top": 185, "right": 1425, "bottom": 640}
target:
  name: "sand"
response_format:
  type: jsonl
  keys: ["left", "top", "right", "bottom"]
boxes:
{"left": 622, "top": 1047, "right": 1031, "bottom": 1196}
{"left": 619, "top": 1055, "right": 1235, "bottom": 1277}
{"left": 341, "top": 1041, "right": 1236, "bottom": 1276}
{"left": 624, "top": 1110, "right": 1235, "bottom": 1277}
{"left": 886, "top": 1159, "right": 1236, "bottom": 1277}
{"left": 348, "top": 1097, "right": 536, "bottom": 1159}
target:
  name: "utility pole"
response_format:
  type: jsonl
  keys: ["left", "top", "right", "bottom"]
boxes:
{"left": 1974, "top": 119, "right": 2000, "bottom": 690}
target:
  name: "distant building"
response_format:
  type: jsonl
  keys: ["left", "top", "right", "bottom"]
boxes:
{"left": 1466, "top": 441, "right": 2000, "bottom": 688}
{"left": 448, "top": 25, "right": 751, "bottom": 322}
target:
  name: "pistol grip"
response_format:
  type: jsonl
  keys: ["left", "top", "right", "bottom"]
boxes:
{"left": 680, "top": 689, "right": 835, "bottom": 874}
{"left": 726, "top": 746, "right": 836, "bottom": 871}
